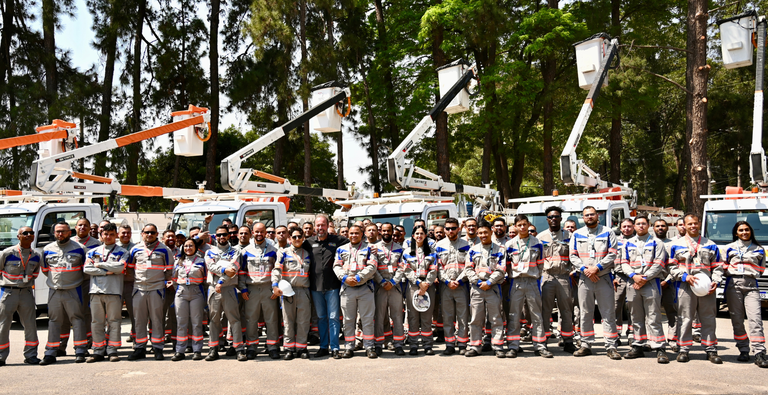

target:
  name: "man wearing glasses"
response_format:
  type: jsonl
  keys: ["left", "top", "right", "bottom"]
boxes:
{"left": 435, "top": 218, "right": 470, "bottom": 356}
{"left": 463, "top": 218, "right": 480, "bottom": 246}
{"left": 126, "top": 224, "right": 173, "bottom": 361}
{"left": 0, "top": 227, "right": 41, "bottom": 365}
{"left": 266, "top": 227, "right": 276, "bottom": 241}
{"left": 538, "top": 206, "right": 577, "bottom": 354}
{"left": 570, "top": 206, "right": 621, "bottom": 360}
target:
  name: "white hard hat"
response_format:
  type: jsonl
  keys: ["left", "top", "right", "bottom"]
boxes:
{"left": 691, "top": 272, "right": 712, "bottom": 297}
{"left": 278, "top": 280, "right": 295, "bottom": 297}
{"left": 412, "top": 292, "right": 431, "bottom": 313}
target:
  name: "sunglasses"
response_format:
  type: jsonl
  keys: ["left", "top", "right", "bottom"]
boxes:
{"left": 291, "top": 235, "right": 304, "bottom": 240}
{"left": 215, "top": 233, "right": 229, "bottom": 238}
{"left": 547, "top": 215, "right": 561, "bottom": 219}
{"left": 143, "top": 231, "right": 157, "bottom": 235}
{"left": 267, "top": 231, "right": 275, "bottom": 234}
{"left": 229, "top": 231, "right": 238, "bottom": 235}
{"left": 444, "top": 227, "right": 458, "bottom": 231}
{"left": 20, "top": 231, "right": 34, "bottom": 236}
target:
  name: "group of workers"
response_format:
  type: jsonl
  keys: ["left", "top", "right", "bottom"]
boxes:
{"left": 0, "top": 207, "right": 765, "bottom": 368}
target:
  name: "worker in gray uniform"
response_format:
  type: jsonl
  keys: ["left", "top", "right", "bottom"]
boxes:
{"left": 161, "top": 230, "right": 179, "bottom": 346}
{"left": 118, "top": 225, "right": 137, "bottom": 344}
{"left": 463, "top": 218, "right": 481, "bottom": 247}
{"left": 570, "top": 206, "right": 621, "bottom": 360}
{"left": 653, "top": 219, "right": 679, "bottom": 352}
{"left": 205, "top": 225, "right": 246, "bottom": 361}
{"left": 127, "top": 224, "right": 173, "bottom": 361}
{"left": 668, "top": 214, "right": 723, "bottom": 364}
{"left": 171, "top": 238, "right": 207, "bottom": 361}
{"left": 402, "top": 225, "right": 439, "bottom": 356}
{"left": 614, "top": 218, "right": 635, "bottom": 345}
{"left": 722, "top": 220, "right": 768, "bottom": 368}
{"left": 618, "top": 216, "right": 669, "bottom": 363}
{"left": 0, "top": 226, "right": 41, "bottom": 366}
{"left": 538, "top": 206, "right": 576, "bottom": 354}
{"left": 505, "top": 214, "right": 552, "bottom": 358}
{"left": 373, "top": 223, "right": 405, "bottom": 356}
{"left": 83, "top": 223, "right": 128, "bottom": 363}
{"left": 435, "top": 218, "right": 470, "bottom": 356}
{"left": 334, "top": 225, "right": 378, "bottom": 359}
{"left": 276, "top": 227, "right": 314, "bottom": 360}
{"left": 239, "top": 222, "right": 281, "bottom": 360}
{"left": 40, "top": 222, "right": 88, "bottom": 365}
{"left": 464, "top": 221, "right": 506, "bottom": 357}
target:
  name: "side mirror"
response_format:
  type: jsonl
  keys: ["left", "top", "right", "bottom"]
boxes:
{"left": 36, "top": 234, "right": 52, "bottom": 248}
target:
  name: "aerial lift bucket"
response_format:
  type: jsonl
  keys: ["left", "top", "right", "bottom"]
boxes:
{"left": 35, "top": 119, "right": 76, "bottom": 158}
{"left": 718, "top": 11, "right": 756, "bottom": 69}
{"left": 437, "top": 59, "right": 471, "bottom": 114}
{"left": 574, "top": 33, "right": 610, "bottom": 90}
{"left": 310, "top": 82, "right": 344, "bottom": 133}
{"left": 171, "top": 105, "right": 209, "bottom": 157}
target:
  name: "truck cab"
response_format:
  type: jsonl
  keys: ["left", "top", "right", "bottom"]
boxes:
{"left": 170, "top": 197, "right": 289, "bottom": 235}
{"left": 512, "top": 193, "right": 632, "bottom": 235}
{"left": 342, "top": 193, "right": 458, "bottom": 238}
{"left": 0, "top": 199, "right": 102, "bottom": 311}
{"left": 701, "top": 190, "right": 768, "bottom": 308}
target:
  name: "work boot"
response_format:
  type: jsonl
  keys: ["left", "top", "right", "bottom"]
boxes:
{"left": 394, "top": 347, "right": 405, "bottom": 356}
{"left": 205, "top": 348, "right": 219, "bottom": 361}
{"left": 299, "top": 349, "right": 310, "bottom": 359}
{"left": 154, "top": 351, "right": 164, "bottom": 360}
{"left": 342, "top": 349, "right": 354, "bottom": 359}
{"left": 624, "top": 346, "right": 645, "bottom": 359}
{"left": 465, "top": 349, "right": 479, "bottom": 357}
{"left": 375, "top": 346, "right": 383, "bottom": 357}
{"left": 737, "top": 351, "right": 750, "bottom": 362}
{"left": 536, "top": 348, "right": 554, "bottom": 358}
{"left": 237, "top": 351, "right": 247, "bottom": 362}
{"left": 495, "top": 350, "right": 506, "bottom": 358}
{"left": 676, "top": 352, "right": 689, "bottom": 363}
{"left": 86, "top": 354, "right": 104, "bottom": 363}
{"left": 755, "top": 353, "right": 768, "bottom": 368}
{"left": 670, "top": 343, "right": 680, "bottom": 353}
{"left": 283, "top": 351, "right": 295, "bottom": 360}
{"left": 505, "top": 349, "right": 517, "bottom": 358}
{"left": 39, "top": 356, "right": 56, "bottom": 366}
{"left": 171, "top": 353, "right": 185, "bottom": 361}
{"left": 192, "top": 352, "right": 204, "bottom": 361}
{"left": 56, "top": 349, "right": 67, "bottom": 357}
{"left": 332, "top": 350, "right": 342, "bottom": 359}
{"left": 563, "top": 342, "right": 577, "bottom": 354}
{"left": 707, "top": 351, "right": 723, "bottom": 364}
{"left": 74, "top": 354, "right": 87, "bottom": 363}
{"left": 128, "top": 348, "right": 146, "bottom": 361}
{"left": 482, "top": 343, "right": 492, "bottom": 352}
{"left": 269, "top": 350, "right": 281, "bottom": 360}
{"left": 109, "top": 354, "right": 120, "bottom": 362}
{"left": 443, "top": 345, "right": 455, "bottom": 356}
{"left": 226, "top": 347, "right": 237, "bottom": 357}
{"left": 606, "top": 349, "right": 622, "bottom": 360}
{"left": 23, "top": 357, "right": 41, "bottom": 365}
{"left": 573, "top": 347, "right": 592, "bottom": 357}
{"left": 314, "top": 348, "right": 329, "bottom": 358}
{"left": 366, "top": 348, "right": 378, "bottom": 359}
{"left": 459, "top": 347, "right": 466, "bottom": 355}
{"left": 246, "top": 350, "right": 257, "bottom": 360}
{"left": 656, "top": 349, "right": 669, "bottom": 364}
{"left": 409, "top": 348, "right": 418, "bottom": 356}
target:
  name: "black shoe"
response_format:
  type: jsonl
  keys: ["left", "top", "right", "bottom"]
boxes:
{"left": 676, "top": 351, "right": 689, "bottom": 363}
{"left": 56, "top": 349, "right": 67, "bottom": 357}
{"left": 283, "top": 351, "right": 294, "bottom": 360}
{"left": 342, "top": 349, "right": 354, "bottom": 358}
{"left": 465, "top": 349, "right": 479, "bottom": 357}
{"left": 642, "top": 345, "right": 652, "bottom": 352}
{"left": 409, "top": 348, "right": 418, "bottom": 356}
{"left": 435, "top": 333, "right": 445, "bottom": 343}
{"left": 459, "top": 348, "right": 466, "bottom": 355}
{"left": 657, "top": 349, "right": 669, "bottom": 364}
{"left": 75, "top": 353, "right": 86, "bottom": 363}
{"left": 185, "top": 346, "right": 193, "bottom": 353}
{"left": 367, "top": 348, "right": 378, "bottom": 359}
{"left": 624, "top": 346, "right": 644, "bottom": 359}
{"left": 354, "top": 341, "right": 364, "bottom": 351}
{"left": 332, "top": 350, "right": 342, "bottom": 359}
{"left": 246, "top": 350, "right": 257, "bottom": 360}
{"left": 616, "top": 338, "right": 622, "bottom": 347}
{"left": 154, "top": 351, "right": 164, "bottom": 360}
{"left": 39, "top": 356, "right": 56, "bottom": 365}
{"left": 205, "top": 349, "right": 219, "bottom": 361}
{"left": 443, "top": 346, "right": 455, "bottom": 356}
{"left": 23, "top": 356, "right": 41, "bottom": 365}
{"left": 395, "top": 347, "right": 405, "bottom": 356}
{"left": 109, "top": 354, "right": 120, "bottom": 362}
{"left": 606, "top": 349, "right": 622, "bottom": 360}
{"left": 269, "top": 350, "right": 280, "bottom": 360}
{"left": 424, "top": 348, "right": 435, "bottom": 356}
{"left": 481, "top": 343, "right": 492, "bottom": 352}
{"left": 314, "top": 348, "right": 330, "bottom": 358}
{"left": 573, "top": 347, "right": 592, "bottom": 357}
{"left": 171, "top": 353, "right": 185, "bottom": 361}
{"left": 299, "top": 349, "right": 310, "bottom": 359}
{"left": 237, "top": 351, "right": 248, "bottom": 361}
{"left": 755, "top": 352, "right": 768, "bottom": 368}
{"left": 505, "top": 349, "right": 517, "bottom": 358}
{"left": 86, "top": 354, "right": 104, "bottom": 363}
{"left": 563, "top": 343, "right": 577, "bottom": 354}
{"left": 192, "top": 352, "right": 204, "bottom": 361}
{"left": 737, "top": 351, "right": 750, "bottom": 362}
{"left": 165, "top": 335, "right": 172, "bottom": 344}
{"left": 707, "top": 351, "right": 723, "bottom": 364}
{"left": 374, "top": 346, "right": 382, "bottom": 356}
{"left": 495, "top": 350, "right": 506, "bottom": 358}
{"left": 536, "top": 348, "right": 554, "bottom": 358}
{"left": 670, "top": 343, "right": 680, "bottom": 353}
{"left": 226, "top": 347, "right": 237, "bottom": 357}
{"left": 128, "top": 349, "right": 146, "bottom": 361}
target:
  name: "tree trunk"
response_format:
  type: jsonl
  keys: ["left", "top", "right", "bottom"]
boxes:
{"left": 2, "top": 0, "right": 17, "bottom": 188}
{"left": 95, "top": 6, "right": 117, "bottom": 178}
{"left": 432, "top": 21, "right": 450, "bottom": 184}
{"left": 482, "top": 131, "right": 491, "bottom": 184}
{"left": 42, "top": 0, "right": 58, "bottom": 119}
{"left": 362, "top": 72, "right": 381, "bottom": 194}
{"left": 205, "top": 0, "right": 221, "bottom": 189}
{"left": 373, "top": 0, "right": 398, "bottom": 145}
{"left": 686, "top": 0, "right": 709, "bottom": 216}
{"left": 0, "top": 0, "right": 14, "bottom": 86}
{"left": 673, "top": 143, "right": 687, "bottom": 209}
{"left": 128, "top": 0, "right": 145, "bottom": 212}
{"left": 300, "top": 0, "right": 312, "bottom": 212}
{"left": 540, "top": 0, "right": 557, "bottom": 195}
{"left": 609, "top": 0, "right": 621, "bottom": 185}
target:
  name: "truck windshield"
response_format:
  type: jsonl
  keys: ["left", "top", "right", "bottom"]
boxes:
{"left": 172, "top": 211, "right": 237, "bottom": 235}
{"left": 0, "top": 213, "right": 37, "bottom": 249}
{"left": 350, "top": 213, "right": 422, "bottom": 238}
{"left": 704, "top": 210, "right": 768, "bottom": 244}
{"left": 527, "top": 211, "right": 606, "bottom": 233}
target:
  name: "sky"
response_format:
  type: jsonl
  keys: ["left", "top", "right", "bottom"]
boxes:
{"left": 47, "top": 0, "right": 373, "bottom": 196}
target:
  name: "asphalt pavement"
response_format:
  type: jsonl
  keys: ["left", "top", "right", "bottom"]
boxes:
{"left": 0, "top": 313, "right": 766, "bottom": 394}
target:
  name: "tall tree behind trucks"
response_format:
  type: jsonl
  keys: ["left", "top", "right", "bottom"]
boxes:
{"left": 299, "top": 0, "right": 312, "bottom": 212}
{"left": 686, "top": 0, "right": 709, "bottom": 216}
{"left": 127, "top": 0, "right": 146, "bottom": 211}
{"left": 206, "top": 0, "right": 221, "bottom": 190}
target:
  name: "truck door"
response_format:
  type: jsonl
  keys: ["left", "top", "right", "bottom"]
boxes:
{"left": 610, "top": 206, "right": 626, "bottom": 235}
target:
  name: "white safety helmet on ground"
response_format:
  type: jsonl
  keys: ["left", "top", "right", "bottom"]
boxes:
{"left": 279, "top": 279, "right": 295, "bottom": 297}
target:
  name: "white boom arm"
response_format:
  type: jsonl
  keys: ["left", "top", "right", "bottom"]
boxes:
{"left": 750, "top": 17, "right": 768, "bottom": 186}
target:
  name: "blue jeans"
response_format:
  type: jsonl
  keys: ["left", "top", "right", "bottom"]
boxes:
{"left": 312, "top": 289, "right": 340, "bottom": 351}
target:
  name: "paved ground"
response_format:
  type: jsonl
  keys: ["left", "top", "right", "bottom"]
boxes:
{"left": 0, "top": 313, "right": 766, "bottom": 394}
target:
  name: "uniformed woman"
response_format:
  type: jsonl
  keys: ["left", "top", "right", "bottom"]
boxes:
{"left": 171, "top": 239, "right": 207, "bottom": 361}
{"left": 403, "top": 225, "right": 438, "bottom": 355}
